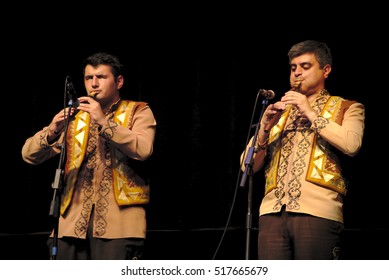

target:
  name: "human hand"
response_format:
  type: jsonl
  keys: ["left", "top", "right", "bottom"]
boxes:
{"left": 260, "top": 101, "right": 287, "bottom": 132}
{"left": 77, "top": 96, "right": 105, "bottom": 125}
{"left": 281, "top": 91, "right": 317, "bottom": 120}
{"left": 48, "top": 107, "right": 76, "bottom": 137}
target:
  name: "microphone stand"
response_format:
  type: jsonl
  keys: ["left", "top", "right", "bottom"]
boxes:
{"left": 48, "top": 77, "right": 75, "bottom": 260}
{"left": 239, "top": 93, "right": 269, "bottom": 260}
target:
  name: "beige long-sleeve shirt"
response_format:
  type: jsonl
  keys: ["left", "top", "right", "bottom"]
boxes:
{"left": 22, "top": 101, "right": 156, "bottom": 239}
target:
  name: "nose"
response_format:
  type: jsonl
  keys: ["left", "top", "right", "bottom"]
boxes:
{"left": 92, "top": 76, "right": 99, "bottom": 87}
{"left": 294, "top": 66, "right": 303, "bottom": 76}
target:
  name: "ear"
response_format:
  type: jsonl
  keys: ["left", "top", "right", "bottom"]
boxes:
{"left": 117, "top": 75, "right": 124, "bottom": 90}
{"left": 323, "top": 64, "right": 332, "bottom": 79}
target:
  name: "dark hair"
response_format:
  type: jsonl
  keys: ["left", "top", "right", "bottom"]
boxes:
{"left": 82, "top": 52, "right": 124, "bottom": 81}
{"left": 288, "top": 40, "right": 332, "bottom": 69}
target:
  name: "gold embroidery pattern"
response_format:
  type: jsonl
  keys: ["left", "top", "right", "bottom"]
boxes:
{"left": 112, "top": 101, "right": 150, "bottom": 206}
{"left": 39, "top": 128, "right": 50, "bottom": 149}
{"left": 307, "top": 94, "right": 347, "bottom": 195}
{"left": 94, "top": 142, "right": 111, "bottom": 237}
{"left": 61, "top": 112, "right": 90, "bottom": 215}
{"left": 100, "top": 119, "right": 118, "bottom": 140}
{"left": 312, "top": 116, "right": 329, "bottom": 133}
{"left": 74, "top": 122, "right": 99, "bottom": 237}
{"left": 272, "top": 91, "right": 329, "bottom": 211}
{"left": 272, "top": 129, "right": 294, "bottom": 211}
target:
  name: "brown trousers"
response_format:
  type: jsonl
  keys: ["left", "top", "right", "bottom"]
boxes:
{"left": 258, "top": 206, "right": 344, "bottom": 260}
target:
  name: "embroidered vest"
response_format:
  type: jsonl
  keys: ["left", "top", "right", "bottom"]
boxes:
{"left": 265, "top": 96, "right": 348, "bottom": 196}
{"left": 60, "top": 100, "right": 150, "bottom": 215}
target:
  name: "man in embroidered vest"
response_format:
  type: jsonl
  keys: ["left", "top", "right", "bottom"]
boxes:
{"left": 241, "top": 40, "right": 365, "bottom": 259}
{"left": 22, "top": 52, "right": 157, "bottom": 260}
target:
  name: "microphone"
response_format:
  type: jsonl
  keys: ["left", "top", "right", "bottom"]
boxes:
{"left": 66, "top": 76, "right": 80, "bottom": 108}
{"left": 258, "top": 89, "right": 275, "bottom": 100}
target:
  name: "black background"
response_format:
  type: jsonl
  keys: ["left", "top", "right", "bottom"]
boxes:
{"left": 1, "top": 6, "right": 387, "bottom": 259}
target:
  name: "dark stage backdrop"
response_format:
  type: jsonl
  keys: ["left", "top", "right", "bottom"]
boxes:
{"left": 2, "top": 14, "right": 387, "bottom": 259}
